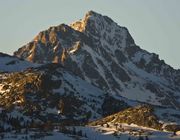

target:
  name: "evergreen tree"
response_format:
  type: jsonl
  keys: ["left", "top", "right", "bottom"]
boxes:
{"left": 145, "top": 136, "right": 149, "bottom": 140}
{"left": 58, "top": 99, "right": 64, "bottom": 114}
{"left": 138, "top": 136, "right": 144, "bottom": 140}
{"left": 72, "top": 127, "right": 76, "bottom": 135}
{"left": 77, "top": 130, "right": 82, "bottom": 136}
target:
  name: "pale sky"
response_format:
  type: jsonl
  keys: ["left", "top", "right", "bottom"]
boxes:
{"left": 0, "top": 0, "right": 180, "bottom": 69}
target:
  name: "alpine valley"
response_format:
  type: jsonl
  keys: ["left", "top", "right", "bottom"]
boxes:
{"left": 0, "top": 11, "right": 180, "bottom": 140}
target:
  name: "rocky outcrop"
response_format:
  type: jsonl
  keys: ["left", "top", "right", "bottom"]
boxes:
{"left": 89, "top": 105, "right": 163, "bottom": 130}
{"left": 0, "top": 68, "right": 61, "bottom": 108}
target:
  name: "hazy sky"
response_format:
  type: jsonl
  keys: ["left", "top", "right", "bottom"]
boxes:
{"left": 0, "top": 0, "right": 180, "bottom": 68}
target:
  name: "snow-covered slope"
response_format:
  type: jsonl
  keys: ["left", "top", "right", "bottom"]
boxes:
{"left": 0, "top": 52, "right": 36, "bottom": 72}
{"left": 0, "top": 63, "right": 131, "bottom": 131}
{"left": 14, "top": 11, "right": 180, "bottom": 110}
{"left": 2, "top": 126, "right": 180, "bottom": 140}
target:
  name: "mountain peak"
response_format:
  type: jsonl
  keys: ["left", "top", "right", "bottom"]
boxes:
{"left": 85, "top": 10, "right": 100, "bottom": 17}
{"left": 1, "top": 11, "right": 180, "bottom": 139}
{"left": 70, "top": 10, "right": 114, "bottom": 33}
{"left": 33, "top": 23, "right": 73, "bottom": 42}
{"left": 14, "top": 11, "right": 180, "bottom": 110}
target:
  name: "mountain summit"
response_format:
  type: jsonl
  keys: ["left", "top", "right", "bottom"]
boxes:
{"left": 14, "top": 11, "right": 134, "bottom": 63}
{"left": 14, "top": 11, "right": 180, "bottom": 110}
